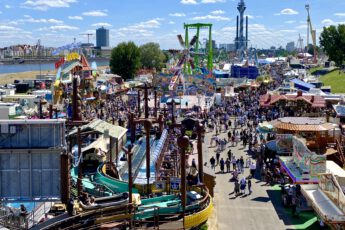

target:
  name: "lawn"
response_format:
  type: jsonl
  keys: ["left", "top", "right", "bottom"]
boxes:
{"left": 320, "top": 69, "right": 345, "bottom": 93}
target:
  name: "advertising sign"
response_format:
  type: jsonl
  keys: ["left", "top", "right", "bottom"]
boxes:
{"left": 154, "top": 180, "right": 166, "bottom": 191}
{"left": 170, "top": 177, "right": 181, "bottom": 191}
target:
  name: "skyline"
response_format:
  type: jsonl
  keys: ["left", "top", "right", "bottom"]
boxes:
{"left": 1, "top": 0, "right": 345, "bottom": 49}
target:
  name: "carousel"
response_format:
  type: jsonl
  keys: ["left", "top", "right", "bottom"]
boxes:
{"left": 269, "top": 117, "right": 339, "bottom": 153}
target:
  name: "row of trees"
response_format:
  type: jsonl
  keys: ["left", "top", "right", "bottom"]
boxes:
{"left": 320, "top": 24, "right": 345, "bottom": 67}
{"left": 108, "top": 25, "right": 345, "bottom": 80}
{"left": 109, "top": 42, "right": 168, "bottom": 80}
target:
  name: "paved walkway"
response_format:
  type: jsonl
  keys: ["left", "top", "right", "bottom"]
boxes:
{"left": 203, "top": 125, "right": 293, "bottom": 230}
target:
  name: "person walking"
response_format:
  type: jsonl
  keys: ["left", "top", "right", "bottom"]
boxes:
{"left": 240, "top": 177, "right": 247, "bottom": 194}
{"left": 250, "top": 162, "right": 256, "bottom": 178}
{"left": 232, "top": 156, "right": 237, "bottom": 171}
{"left": 220, "top": 158, "right": 225, "bottom": 173}
{"left": 210, "top": 156, "right": 216, "bottom": 171}
{"left": 227, "top": 130, "right": 232, "bottom": 142}
{"left": 248, "top": 178, "right": 252, "bottom": 194}
{"left": 234, "top": 180, "right": 240, "bottom": 196}
{"left": 216, "top": 151, "right": 220, "bottom": 165}
{"left": 239, "top": 156, "right": 244, "bottom": 174}
{"left": 226, "top": 158, "right": 231, "bottom": 173}
{"left": 227, "top": 149, "right": 232, "bottom": 161}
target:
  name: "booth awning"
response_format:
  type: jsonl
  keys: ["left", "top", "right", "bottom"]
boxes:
{"left": 68, "top": 119, "right": 127, "bottom": 140}
{"left": 62, "top": 61, "right": 83, "bottom": 74}
{"left": 270, "top": 117, "right": 335, "bottom": 132}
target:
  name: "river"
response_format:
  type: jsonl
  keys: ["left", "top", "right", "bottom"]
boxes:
{"left": 0, "top": 61, "right": 109, "bottom": 74}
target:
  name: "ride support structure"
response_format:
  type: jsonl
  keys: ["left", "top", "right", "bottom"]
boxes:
{"left": 183, "top": 23, "right": 213, "bottom": 73}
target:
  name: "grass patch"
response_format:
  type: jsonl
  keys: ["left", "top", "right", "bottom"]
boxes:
{"left": 271, "top": 185, "right": 321, "bottom": 230}
{"left": 309, "top": 67, "right": 323, "bottom": 75}
{"left": 320, "top": 69, "right": 345, "bottom": 93}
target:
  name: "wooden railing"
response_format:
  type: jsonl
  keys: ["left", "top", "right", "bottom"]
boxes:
{"left": 336, "top": 138, "right": 345, "bottom": 167}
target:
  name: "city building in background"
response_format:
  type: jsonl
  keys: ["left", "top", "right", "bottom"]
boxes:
{"left": 286, "top": 42, "right": 295, "bottom": 52}
{"left": 219, "top": 44, "right": 236, "bottom": 52}
{"left": 96, "top": 27, "right": 110, "bottom": 48}
{"left": 206, "top": 40, "right": 217, "bottom": 50}
{"left": 95, "top": 27, "right": 111, "bottom": 57}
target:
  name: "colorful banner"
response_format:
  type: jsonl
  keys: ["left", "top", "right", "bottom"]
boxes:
{"left": 292, "top": 137, "right": 326, "bottom": 176}
{"left": 310, "top": 154, "right": 326, "bottom": 176}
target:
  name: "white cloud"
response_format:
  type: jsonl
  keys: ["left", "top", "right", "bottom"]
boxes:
{"left": 250, "top": 24, "right": 266, "bottom": 31}
{"left": 91, "top": 22, "right": 112, "bottom": 27}
{"left": 17, "top": 16, "right": 63, "bottom": 24}
{"left": 82, "top": 10, "right": 107, "bottom": 17}
{"left": 295, "top": 24, "right": 308, "bottom": 29}
{"left": 21, "top": 0, "right": 77, "bottom": 11}
{"left": 285, "top": 20, "right": 296, "bottom": 24}
{"left": 169, "top": 21, "right": 175, "bottom": 24}
{"left": 180, "top": 0, "right": 197, "bottom": 5}
{"left": 5, "top": 5, "right": 11, "bottom": 9}
{"left": 245, "top": 14, "right": 254, "bottom": 19}
{"left": 221, "top": 26, "right": 236, "bottom": 32}
{"left": 169, "top": 13, "right": 186, "bottom": 17}
{"left": 280, "top": 30, "right": 297, "bottom": 33}
{"left": 334, "top": 13, "right": 345, "bottom": 17}
{"left": 112, "top": 18, "right": 163, "bottom": 42}
{"left": 201, "top": 0, "right": 226, "bottom": 3}
{"left": 117, "top": 19, "right": 161, "bottom": 33}
{"left": 322, "top": 19, "right": 335, "bottom": 26}
{"left": 280, "top": 8, "right": 299, "bottom": 15}
{"left": 211, "top": 10, "right": 225, "bottom": 15}
{"left": 51, "top": 25, "right": 79, "bottom": 30}
{"left": 191, "top": 15, "right": 230, "bottom": 21}
{"left": 134, "top": 19, "right": 161, "bottom": 29}
{"left": 69, "top": 16, "right": 83, "bottom": 20}
{"left": 0, "top": 25, "right": 22, "bottom": 31}
{"left": 47, "top": 19, "right": 63, "bottom": 24}
{"left": 81, "top": 30, "right": 95, "bottom": 34}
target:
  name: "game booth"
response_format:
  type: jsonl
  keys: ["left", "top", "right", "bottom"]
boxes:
{"left": 278, "top": 136, "right": 344, "bottom": 184}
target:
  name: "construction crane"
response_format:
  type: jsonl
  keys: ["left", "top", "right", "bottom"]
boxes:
{"left": 305, "top": 4, "right": 317, "bottom": 64}
{"left": 79, "top": 33, "right": 94, "bottom": 44}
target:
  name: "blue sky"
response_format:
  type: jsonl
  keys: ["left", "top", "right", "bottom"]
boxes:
{"left": 1, "top": 0, "right": 345, "bottom": 49}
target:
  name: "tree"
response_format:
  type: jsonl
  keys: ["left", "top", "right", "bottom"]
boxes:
{"left": 139, "top": 42, "right": 166, "bottom": 70}
{"left": 109, "top": 42, "right": 141, "bottom": 80}
{"left": 320, "top": 25, "right": 345, "bottom": 67}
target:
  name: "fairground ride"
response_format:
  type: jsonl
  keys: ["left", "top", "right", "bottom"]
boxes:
{"left": 183, "top": 23, "right": 213, "bottom": 74}
{"left": 305, "top": 4, "right": 318, "bottom": 64}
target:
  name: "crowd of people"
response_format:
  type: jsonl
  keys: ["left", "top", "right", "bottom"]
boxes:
{"left": 203, "top": 80, "right": 285, "bottom": 197}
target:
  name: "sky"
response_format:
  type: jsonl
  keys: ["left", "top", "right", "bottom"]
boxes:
{"left": 1, "top": 0, "right": 345, "bottom": 49}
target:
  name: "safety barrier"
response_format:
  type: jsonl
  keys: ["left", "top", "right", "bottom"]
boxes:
{"left": 184, "top": 195, "right": 213, "bottom": 229}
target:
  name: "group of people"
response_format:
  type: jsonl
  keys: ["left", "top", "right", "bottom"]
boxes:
{"left": 203, "top": 80, "right": 283, "bottom": 197}
{"left": 78, "top": 192, "right": 96, "bottom": 206}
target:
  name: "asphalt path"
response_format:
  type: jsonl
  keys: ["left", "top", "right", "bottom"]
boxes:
{"left": 204, "top": 122, "right": 294, "bottom": 230}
